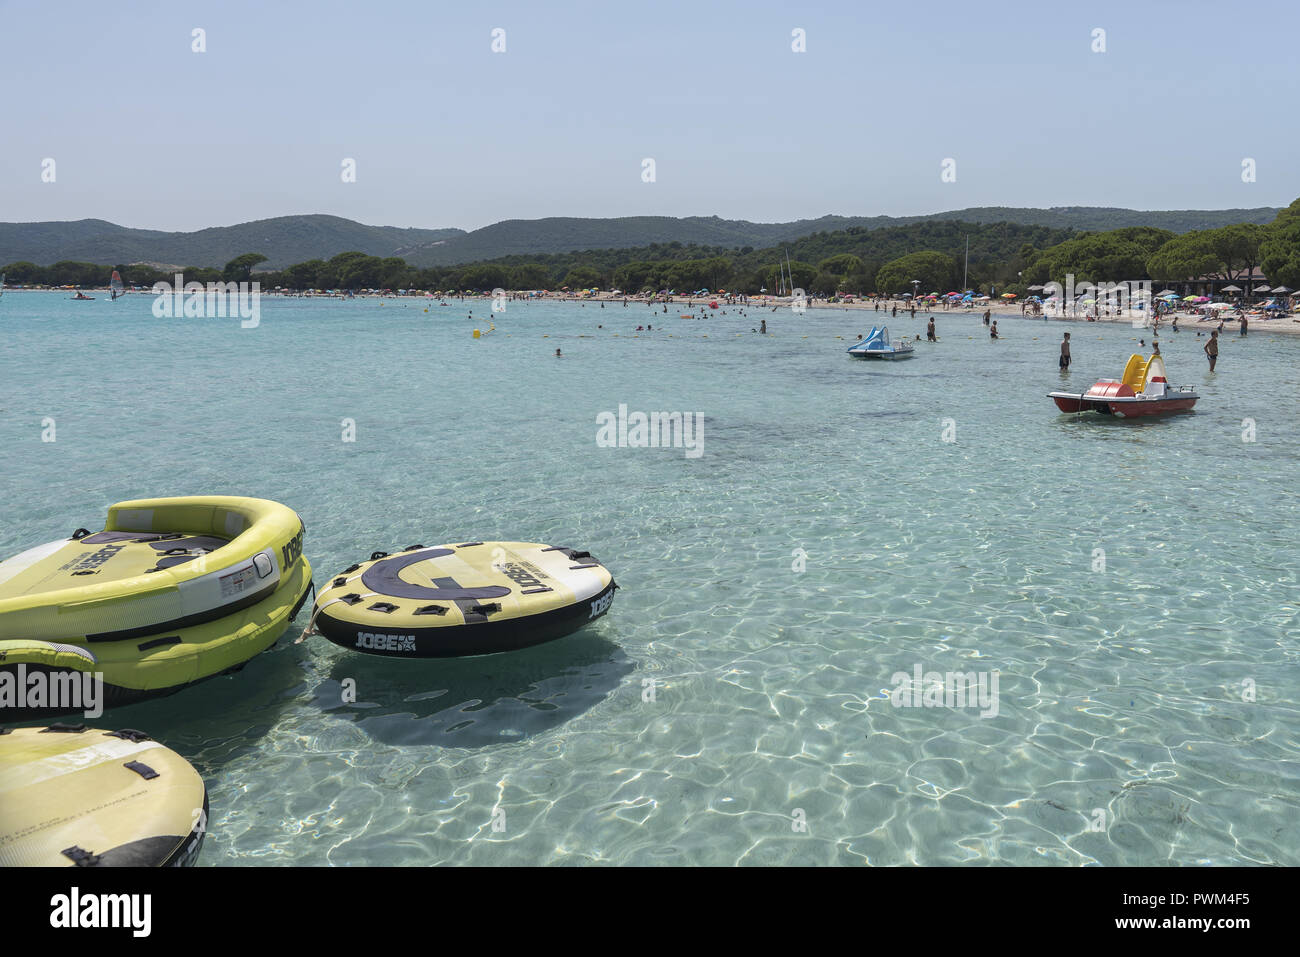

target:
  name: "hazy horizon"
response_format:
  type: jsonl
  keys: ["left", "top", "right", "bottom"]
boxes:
{"left": 2, "top": 0, "right": 1296, "bottom": 232}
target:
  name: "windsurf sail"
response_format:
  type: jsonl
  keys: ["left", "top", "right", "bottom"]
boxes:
{"left": 110, "top": 270, "right": 125, "bottom": 300}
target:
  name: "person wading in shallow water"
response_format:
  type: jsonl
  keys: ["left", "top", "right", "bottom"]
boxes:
{"left": 1059, "top": 332, "right": 1071, "bottom": 370}
{"left": 926, "top": 317, "right": 936, "bottom": 341}
{"left": 1204, "top": 330, "right": 1219, "bottom": 371}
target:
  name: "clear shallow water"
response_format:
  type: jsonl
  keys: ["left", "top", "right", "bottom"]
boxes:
{"left": 2, "top": 291, "right": 1297, "bottom": 866}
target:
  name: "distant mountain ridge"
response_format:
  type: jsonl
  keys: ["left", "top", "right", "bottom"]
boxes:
{"left": 0, "top": 215, "right": 465, "bottom": 270}
{"left": 0, "top": 207, "right": 1280, "bottom": 269}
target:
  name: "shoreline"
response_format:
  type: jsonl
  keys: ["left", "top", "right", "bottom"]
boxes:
{"left": 8, "top": 287, "right": 1298, "bottom": 336}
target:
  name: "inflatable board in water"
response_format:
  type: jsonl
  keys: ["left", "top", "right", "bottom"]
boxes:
{"left": 0, "top": 724, "right": 207, "bottom": 867}
{"left": 311, "top": 541, "right": 616, "bottom": 657}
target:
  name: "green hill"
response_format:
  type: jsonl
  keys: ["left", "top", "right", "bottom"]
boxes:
{"left": 0, "top": 215, "right": 464, "bottom": 269}
{"left": 402, "top": 207, "right": 1280, "bottom": 266}
{"left": 0, "top": 207, "right": 1281, "bottom": 271}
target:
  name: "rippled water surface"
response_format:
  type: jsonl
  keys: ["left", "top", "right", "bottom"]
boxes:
{"left": 2, "top": 293, "right": 1297, "bottom": 865}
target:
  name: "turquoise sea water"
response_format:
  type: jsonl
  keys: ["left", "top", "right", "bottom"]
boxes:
{"left": 2, "top": 291, "right": 1297, "bottom": 866}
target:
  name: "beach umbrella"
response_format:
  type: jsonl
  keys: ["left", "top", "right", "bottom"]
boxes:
{"left": 1001, "top": 293, "right": 1017, "bottom": 299}
{"left": 1220, "top": 285, "right": 1242, "bottom": 293}
{"left": 1183, "top": 295, "right": 1198, "bottom": 301}
{"left": 1271, "top": 286, "right": 1290, "bottom": 293}
{"left": 1253, "top": 284, "right": 1271, "bottom": 293}
{"left": 1157, "top": 289, "right": 1179, "bottom": 296}
{"left": 1209, "top": 302, "right": 1233, "bottom": 310}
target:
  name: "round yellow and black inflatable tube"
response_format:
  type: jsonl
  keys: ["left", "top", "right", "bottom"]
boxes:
{"left": 0, "top": 495, "right": 306, "bottom": 642}
{"left": 312, "top": 541, "right": 616, "bottom": 658}
{"left": 0, "top": 724, "right": 207, "bottom": 867}
{"left": 0, "top": 554, "right": 313, "bottom": 721}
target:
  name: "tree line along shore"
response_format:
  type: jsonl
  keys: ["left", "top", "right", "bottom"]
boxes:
{"left": 5, "top": 199, "right": 1298, "bottom": 299}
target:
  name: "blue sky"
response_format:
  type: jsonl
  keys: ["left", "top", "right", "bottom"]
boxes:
{"left": 1, "top": 0, "right": 1295, "bottom": 231}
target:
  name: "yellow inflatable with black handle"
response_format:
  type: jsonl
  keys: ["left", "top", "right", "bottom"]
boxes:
{"left": 0, "top": 496, "right": 313, "bottom": 720}
{"left": 0, "top": 723, "right": 207, "bottom": 867}
{"left": 0, "top": 495, "right": 306, "bottom": 640}
{"left": 308, "top": 541, "right": 616, "bottom": 657}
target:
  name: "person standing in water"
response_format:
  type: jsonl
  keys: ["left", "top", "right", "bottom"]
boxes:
{"left": 926, "top": 317, "right": 936, "bottom": 341}
{"left": 1240, "top": 314, "right": 1248, "bottom": 336}
{"left": 760, "top": 319, "right": 767, "bottom": 334}
{"left": 1059, "top": 332, "right": 1071, "bottom": 370}
{"left": 989, "top": 320, "right": 999, "bottom": 339}
{"left": 1204, "top": 330, "right": 1218, "bottom": 371}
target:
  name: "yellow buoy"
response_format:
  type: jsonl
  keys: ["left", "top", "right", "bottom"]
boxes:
{"left": 472, "top": 329, "right": 480, "bottom": 338}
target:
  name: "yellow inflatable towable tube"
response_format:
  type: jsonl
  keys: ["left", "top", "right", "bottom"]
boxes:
{"left": 0, "top": 497, "right": 313, "bottom": 720}
{"left": 0, "top": 496, "right": 305, "bottom": 640}
{"left": 311, "top": 541, "right": 616, "bottom": 657}
{"left": 0, "top": 724, "right": 207, "bottom": 867}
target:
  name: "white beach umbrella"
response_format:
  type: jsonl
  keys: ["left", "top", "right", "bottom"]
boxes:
{"left": 1220, "top": 285, "right": 1242, "bottom": 293}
